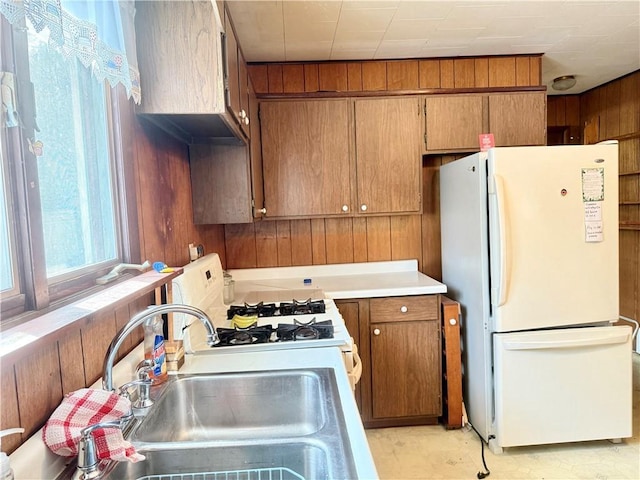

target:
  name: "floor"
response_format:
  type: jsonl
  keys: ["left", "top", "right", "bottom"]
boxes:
{"left": 366, "top": 353, "right": 640, "bottom": 480}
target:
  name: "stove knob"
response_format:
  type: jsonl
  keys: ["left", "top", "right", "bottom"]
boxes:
{"left": 373, "top": 328, "right": 381, "bottom": 336}
{"left": 400, "top": 305, "right": 408, "bottom": 313}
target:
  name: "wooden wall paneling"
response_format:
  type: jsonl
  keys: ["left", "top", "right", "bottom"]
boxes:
{"left": 81, "top": 312, "right": 118, "bottom": 385}
{"left": 565, "top": 96, "right": 580, "bottom": 126}
{"left": 290, "top": 219, "right": 313, "bottom": 266}
{"left": 362, "top": 62, "right": 387, "bottom": 91}
{"left": 224, "top": 223, "right": 257, "bottom": 268}
{"left": 167, "top": 144, "right": 195, "bottom": 267}
{"left": 247, "top": 64, "right": 268, "bottom": 94}
{"left": 267, "top": 64, "right": 284, "bottom": 93}
{"left": 387, "top": 60, "right": 419, "bottom": 90}
{"left": 310, "top": 218, "right": 327, "bottom": 264}
{"left": 114, "top": 304, "right": 135, "bottom": 358}
{"left": 282, "top": 64, "right": 305, "bottom": 93}
{"left": 515, "top": 56, "right": 531, "bottom": 87}
{"left": 319, "top": 63, "right": 348, "bottom": 92}
{"left": 422, "top": 156, "right": 443, "bottom": 279}
{"left": 276, "top": 220, "right": 293, "bottom": 266}
{"left": 474, "top": 58, "right": 489, "bottom": 87}
{"left": 603, "top": 81, "right": 621, "bottom": 139}
{"left": 390, "top": 215, "right": 423, "bottom": 269}
{"left": 419, "top": 59, "right": 440, "bottom": 88}
{"left": 488, "top": 57, "right": 516, "bottom": 87}
{"left": 304, "top": 64, "right": 319, "bottom": 92}
{"left": 325, "top": 218, "right": 354, "bottom": 264}
{"left": 365, "top": 216, "right": 392, "bottom": 261}
{"left": 439, "top": 59, "right": 454, "bottom": 88}
{"left": 352, "top": 217, "right": 368, "bottom": 263}
{"left": 453, "top": 59, "right": 475, "bottom": 88}
{"left": 529, "top": 56, "right": 542, "bottom": 85}
{"left": 58, "top": 330, "right": 86, "bottom": 393}
{"left": 347, "top": 62, "right": 363, "bottom": 91}
{"left": 619, "top": 230, "right": 638, "bottom": 319}
{"left": 254, "top": 221, "right": 278, "bottom": 267}
{"left": 15, "top": 342, "right": 63, "bottom": 437}
{"left": 0, "top": 363, "right": 21, "bottom": 454}
{"left": 619, "top": 73, "right": 639, "bottom": 135}
{"left": 197, "top": 224, "right": 227, "bottom": 266}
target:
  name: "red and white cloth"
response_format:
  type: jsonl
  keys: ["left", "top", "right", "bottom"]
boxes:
{"left": 42, "top": 388, "right": 144, "bottom": 463}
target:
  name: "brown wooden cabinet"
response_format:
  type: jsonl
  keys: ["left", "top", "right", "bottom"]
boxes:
{"left": 489, "top": 92, "right": 546, "bottom": 146}
{"left": 260, "top": 99, "right": 352, "bottom": 217}
{"left": 260, "top": 96, "right": 423, "bottom": 218}
{"left": 190, "top": 78, "right": 265, "bottom": 224}
{"left": 134, "top": 0, "right": 245, "bottom": 144}
{"left": 224, "top": 7, "right": 250, "bottom": 138}
{"left": 337, "top": 295, "right": 442, "bottom": 428}
{"left": 354, "top": 97, "right": 423, "bottom": 214}
{"left": 423, "top": 92, "right": 546, "bottom": 152}
{"left": 424, "top": 95, "right": 485, "bottom": 152}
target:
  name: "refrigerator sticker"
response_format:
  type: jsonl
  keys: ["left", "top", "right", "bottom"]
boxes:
{"left": 581, "top": 168, "right": 604, "bottom": 201}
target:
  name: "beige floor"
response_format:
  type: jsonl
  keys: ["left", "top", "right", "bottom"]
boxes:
{"left": 366, "top": 353, "right": 640, "bottom": 480}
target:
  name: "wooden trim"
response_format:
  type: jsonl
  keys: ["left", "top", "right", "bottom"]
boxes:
{"left": 620, "top": 223, "right": 640, "bottom": 230}
{"left": 441, "top": 296, "right": 463, "bottom": 429}
{"left": 256, "top": 85, "right": 546, "bottom": 100}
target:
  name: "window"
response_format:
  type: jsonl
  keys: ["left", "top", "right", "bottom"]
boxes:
{"left": 0, "top": 11, "right": 130, "bottom": 320}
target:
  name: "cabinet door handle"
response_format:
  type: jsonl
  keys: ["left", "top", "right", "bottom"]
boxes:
{"left": 400, "top": 305, "right": 408, "bottom": 313}
{"left": 259, "top": 207, "right": 267, "bottom": 215}
{"left": 360, "top": 204, "right": 367, "bottom": 212}
{"left": 342, "top": 204, "right": 349, "bottom": 212}
{"left": 373, "top": 328, "right": 381, "bottom": 336}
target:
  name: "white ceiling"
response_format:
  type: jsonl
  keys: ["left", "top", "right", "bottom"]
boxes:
{"left": 226, "top": 0, "right": 640, "bottom": 94}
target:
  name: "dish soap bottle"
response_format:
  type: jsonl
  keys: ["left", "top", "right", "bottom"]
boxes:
{"left": 143, "top": 315, "right": 167, "bottom": 384}
{"left": 0, "top": 428, "right": 24, "bottom": 480}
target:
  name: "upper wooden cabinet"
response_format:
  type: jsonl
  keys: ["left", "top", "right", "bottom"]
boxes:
{"left": 423, "top": 91, "right": 546, "bottom": 152}
{"left": 424, "top": 95, "right": 485, "bottom": 152}
{"left": 223, "top": 7, "right": 250, "bottom": 138}
{"left": 260, "top": 99, "right": 352, "bottom": 217}
{"left": 260, "top": 96, "right": 423, "bottom": 218}
{"left": 134, "top": 0, "right": 246, "bottom": 144}
{"left": 354, "top": 97, "right": 423, "bottom": 215}
{"left": 489, "top": 92, "right": 546, "bottom": 146}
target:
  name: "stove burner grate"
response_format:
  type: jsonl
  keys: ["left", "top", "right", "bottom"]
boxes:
{"left": 276, "top": 318, "right": 334, "bottom": 342}
{"left": 227, "top": 299, "right": 326, "bottom": 319}
{"left": 215, "top": 324, "right": 274, "bottom": 346}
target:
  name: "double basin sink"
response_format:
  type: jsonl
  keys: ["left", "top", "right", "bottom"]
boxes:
{"left": 104, "top": 368, "right": 357, "bottom": 480}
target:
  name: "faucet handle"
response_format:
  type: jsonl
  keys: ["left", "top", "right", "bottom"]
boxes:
{"left": 136, "top": 358, "right": 155, "bottom": 379}
{"left": 77, "top": 420, "right": 124, "bottom": 474}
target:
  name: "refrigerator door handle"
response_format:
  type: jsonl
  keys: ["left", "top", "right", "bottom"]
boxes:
{"left": 502, "top": 331, "right": 630, "bottom": 351}
{"left": 494, "top": 174, "right": 509, "bottom": 306}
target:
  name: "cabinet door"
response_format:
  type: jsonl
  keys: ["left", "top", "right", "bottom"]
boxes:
{"left": 260, "top": 100, "right": 352, "bottom": 217}
{"left": 224, "top": 10, "right": 241, "bottom": 125}
{"left": 354, "top": 97, "right": 422, "bottom": 214}
{"left": 237, "top": 49, "right": 250, "bottom": 137}
{"left": 425, "top": 95, "right": 484, "bottom": 151}
{"left": 248, "top": 82, "right": 264, "bottom": 218}
{"left": 190, "top": 144, "right": 253, "bottom": 224}
{"left": 370, "top": 321, "right": 441, "bottom": 418}
{"left": 488, "top": 92, "right": 546, "bottom": 146}
{"left": 335, "top": 300, "right": 363, "bottom": 410}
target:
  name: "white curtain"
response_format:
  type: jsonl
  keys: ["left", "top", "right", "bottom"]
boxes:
{"left": 0, "top": 0, "right": 141, "bottom": 104}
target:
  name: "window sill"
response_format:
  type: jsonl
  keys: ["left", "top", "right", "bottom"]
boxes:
{"left": 0, "top": 269, "right": 183, "bottom": 362}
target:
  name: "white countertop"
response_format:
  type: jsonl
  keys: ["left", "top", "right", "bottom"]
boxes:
{"left": 229, "top": 259, "right": 446, "bottom": 302}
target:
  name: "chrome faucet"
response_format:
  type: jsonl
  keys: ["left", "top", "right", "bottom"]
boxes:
{"left": 102, "top": 304, "right": 220, "bottom": 392}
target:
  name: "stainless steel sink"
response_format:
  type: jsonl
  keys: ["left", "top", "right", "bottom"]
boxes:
{"left": 105, "top": 441, "right": 347, "bottom": 480}
{"left": 132, "top": 369, "right": 331, "bottom": 443}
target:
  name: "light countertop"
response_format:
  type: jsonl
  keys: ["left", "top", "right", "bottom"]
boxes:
{"left": 229, "top": 259, "right": 447, "bottom": 302}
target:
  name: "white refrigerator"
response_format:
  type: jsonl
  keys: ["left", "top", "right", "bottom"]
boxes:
{"left": 440, "top": 143, "right": 633, "bottom": 453}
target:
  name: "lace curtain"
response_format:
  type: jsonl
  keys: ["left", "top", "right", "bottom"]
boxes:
{"left": 1, "top": 0, "right": 141, "bottom": 104}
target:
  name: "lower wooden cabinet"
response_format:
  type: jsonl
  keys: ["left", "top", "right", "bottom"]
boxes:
{"left": 336, "top": 295, "right": 442, "bottom": 428}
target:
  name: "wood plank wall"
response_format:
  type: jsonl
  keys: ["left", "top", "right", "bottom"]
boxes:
{"left": 224, "top": 55, "right": 542, "bottom": 278}
{"left": 579, "top": 71, "right": 640, "bottom": 324}
{"left": 0, "top": 295, "right": 149, "bottom": 454}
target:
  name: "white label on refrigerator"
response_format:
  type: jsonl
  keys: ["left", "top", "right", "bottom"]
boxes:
{"left": 585, "top": 221, "right": 604, "bottom": 242}
{"left": 582, "top": 168, "right": 604, "bottom": 202}
{"left": 584, "top": 202, "right": 602, "bottom": 221}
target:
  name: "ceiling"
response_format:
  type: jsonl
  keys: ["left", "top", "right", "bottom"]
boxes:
{"left": 226, "top": 0, "right": 640, "bottom": 95}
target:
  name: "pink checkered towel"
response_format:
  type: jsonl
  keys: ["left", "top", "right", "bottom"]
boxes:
{"left": 42, "top": 388, "right": 144, "bottom": 463}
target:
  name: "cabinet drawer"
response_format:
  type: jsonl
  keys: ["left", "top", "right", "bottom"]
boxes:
{"left": 370, "top": 295, "right": 438, "bottom": 323}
